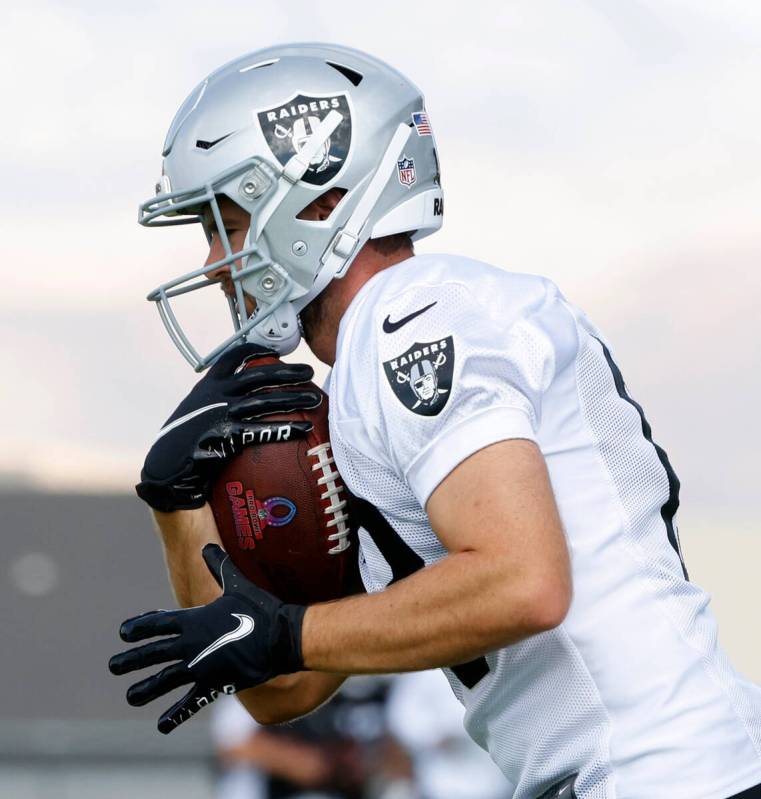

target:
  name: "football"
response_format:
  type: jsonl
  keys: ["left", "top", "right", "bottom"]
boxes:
{"left": 209, "top": 359, "right": 357, "bottom": 605}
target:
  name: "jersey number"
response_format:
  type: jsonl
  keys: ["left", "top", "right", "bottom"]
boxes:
{"left": 350, "top": 496, "right": 490, "bottom": 689}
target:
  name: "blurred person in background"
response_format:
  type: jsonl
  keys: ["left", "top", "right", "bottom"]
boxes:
{"left": 386, "top": 671, "right": 511, "bottom": 799}
{"left": 212, "top": 677, "right": 415, "bottom": 799}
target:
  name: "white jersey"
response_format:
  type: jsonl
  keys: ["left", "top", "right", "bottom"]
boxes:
{"left": 328, "top": 253, "right": 761, "bottom": 799}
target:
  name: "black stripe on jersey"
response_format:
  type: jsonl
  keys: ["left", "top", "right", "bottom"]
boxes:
{"left": 594, "top": 338, "right": 688, "bottom": 580}
{"left": 349, "top": 495, "right": 490, "bottom": 689}
{"left": 350, "top": 496, "right": 424, "bottom": 581}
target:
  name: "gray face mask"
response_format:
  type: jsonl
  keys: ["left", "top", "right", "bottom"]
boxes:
{"left": 138, "top": 43, "right": 444, "bottom": 371}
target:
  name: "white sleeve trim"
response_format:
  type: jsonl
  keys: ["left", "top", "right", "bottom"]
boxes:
{"left": 405, "top": 405, "right": 537, "bottom": 508}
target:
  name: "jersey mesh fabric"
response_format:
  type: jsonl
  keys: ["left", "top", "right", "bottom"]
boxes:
{"left": 572, "top": 323, "right": 761, "bottom": 793}
{"left": 337, "top": 436, "right": 437, "bottom": 584}
{"left": 328, "top": 254, "right": 761, "bottom": 799}
{"left": 576, "top": 335, "right": 676, "bottom": 564}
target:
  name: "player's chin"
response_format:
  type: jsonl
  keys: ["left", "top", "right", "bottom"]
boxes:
{"left": 299, "top": 297, "right": 323, "bottom": 346}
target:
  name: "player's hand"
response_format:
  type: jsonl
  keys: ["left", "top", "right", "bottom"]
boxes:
{"left": 109, "top": 543, "right": 306, "bottom": 734}
{"left": 136, "top": 343, "right": 321, "bottom": 512}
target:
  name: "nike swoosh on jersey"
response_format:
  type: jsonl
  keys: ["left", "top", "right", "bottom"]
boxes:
{"left": 187, "top": 613, "right": 255, "bottom": 668}
{"left": 382, "top": 301, "right": 437, "bottom": 333}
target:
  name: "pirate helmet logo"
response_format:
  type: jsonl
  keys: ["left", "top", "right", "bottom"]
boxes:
{"left": 257, "top": 93, "right": 352, "bottom": 186}
{"left": 410, "top": 359, "right": 438, "bottom": 401}
{"left": 383, "top": 337, "right": 455, "bottom": 416}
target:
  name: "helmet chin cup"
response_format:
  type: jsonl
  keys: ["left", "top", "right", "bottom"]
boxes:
{"left": 246, "top": 303, "right": 301, "bottom": 356}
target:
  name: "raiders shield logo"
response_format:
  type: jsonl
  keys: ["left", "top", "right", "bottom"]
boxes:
{"left": 256, "top": 93, "right": 352, "bottom": 186}
{"left": 383, "top": 337, "right": 455, "bottom": 416}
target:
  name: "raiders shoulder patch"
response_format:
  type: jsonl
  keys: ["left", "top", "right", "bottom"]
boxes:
{"left": 383, "top": 337, "right": 454, "bottom": 416}
{"left": 256, "top": 92, "right": 352, "bottom": 186}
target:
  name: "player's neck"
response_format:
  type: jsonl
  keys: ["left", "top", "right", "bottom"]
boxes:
{"left": 304, "top": 244, "right": 414, "bottom": 366}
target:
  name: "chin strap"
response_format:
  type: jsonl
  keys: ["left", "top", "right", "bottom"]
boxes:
{"left": 235, "top": 112, "right": 345, "bottom": 355}
{"left": 247, "top": 119, "right": 411, "bottom": 355}
{"left": 297, "top": 122, "right": 412, "bottom": 312}
{"left": 244, "top": 120, "right": 412, "bottom": 354}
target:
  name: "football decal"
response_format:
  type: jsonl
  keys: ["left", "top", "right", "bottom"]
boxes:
{"left": 383, "top": 337, "right": 454, "bottom": 416}
{"left": 256, "top": 93, "right": 352, "bottom": 186}
{"left": 224, "top": 480, "right": 297, "bottom": 551}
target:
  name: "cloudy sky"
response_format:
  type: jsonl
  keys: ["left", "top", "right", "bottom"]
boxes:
{"left": 1, "top": 0, "right": 759, "bottom": 535}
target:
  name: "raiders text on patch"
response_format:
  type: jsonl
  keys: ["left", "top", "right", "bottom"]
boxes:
{"left": 382, "top": 301, "right": 437, "bottom": 334}
{"left": 257, "top": 93, "right": 352, "bottom": 186}
{"left": 383, "top": 337, "right": 455, "bottom": 416}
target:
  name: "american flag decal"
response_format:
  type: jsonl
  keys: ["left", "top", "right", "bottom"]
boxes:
{"left": 412, "top": 112, "right": 432, "bottom": 136}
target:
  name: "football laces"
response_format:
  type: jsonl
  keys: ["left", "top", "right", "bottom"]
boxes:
{"left": 307, "top": 443, "right": 351, "bottom": 554}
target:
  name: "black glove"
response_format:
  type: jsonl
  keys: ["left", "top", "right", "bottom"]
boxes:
{"left": 136, "top": 343, "right": 321, "bottom": 512}
{"left": 109, "top": 543, "right": 306, "bottom": 734}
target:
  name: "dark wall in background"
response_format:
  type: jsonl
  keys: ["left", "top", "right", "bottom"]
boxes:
{"left": 1, "top": 493, "right": 177, "bottom": 721}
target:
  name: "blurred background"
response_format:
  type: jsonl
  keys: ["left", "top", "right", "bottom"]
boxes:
{"left": 1, "top": 0, "right": 759, "bottom": 797}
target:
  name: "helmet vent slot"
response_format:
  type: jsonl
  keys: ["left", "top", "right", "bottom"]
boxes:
{"left": 239, "top": 59, "right": 279, "bottom": 73}
{"left": 326, "top": 61, "right": 363, "bottom": 86}
{"left": 195, "top": 133, "right": 233, "bottom": 150}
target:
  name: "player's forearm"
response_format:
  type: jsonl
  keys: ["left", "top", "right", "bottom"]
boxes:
{"left": 152, "top": 505, "right": 223, "bottom": 606}
{"left": 236, "top": 671, "right": 346, "bottom": 725}
{"left": 302, "top": 549, "right": 567, "bottom": 673}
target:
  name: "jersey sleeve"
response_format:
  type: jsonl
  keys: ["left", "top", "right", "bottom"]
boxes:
{"left": 373, "top": 277, "right": 578, "bottom": 507}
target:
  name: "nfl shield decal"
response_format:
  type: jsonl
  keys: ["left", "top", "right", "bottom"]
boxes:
{"left": 383, "top": 337, "right": 454, "bottom": 416}
{"left": 257, "top": 93, "right": 352, "bottom": 186}
{"left": 397, "top": 156, "right": 416, "bottom": 187}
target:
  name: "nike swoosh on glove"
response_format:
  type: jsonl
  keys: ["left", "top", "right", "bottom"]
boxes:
{"left": 109, "top": 544, "right": 306, "bottom": 734}
{"left": 136, "top": 343, "right": 322, "bottom": 512}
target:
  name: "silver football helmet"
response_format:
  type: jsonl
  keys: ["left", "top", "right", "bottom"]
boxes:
{"left": 140, "top": 43, "right": 443, "bottom": 370}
